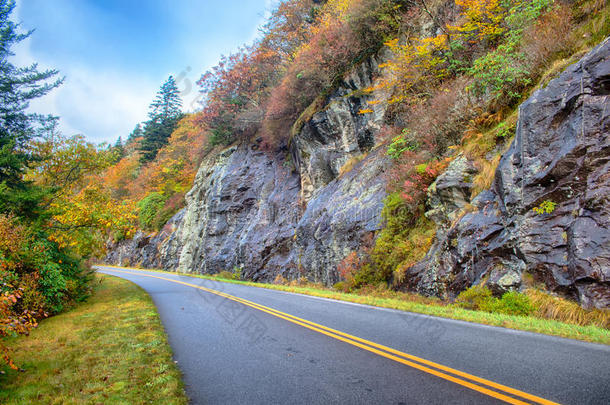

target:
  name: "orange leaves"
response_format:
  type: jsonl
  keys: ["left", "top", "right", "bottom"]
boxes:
{"left": 1, "top": 288, "right": 41, "bottom": 369}
{"left": 0, "top": 218, "right": 45, "bottom": 370}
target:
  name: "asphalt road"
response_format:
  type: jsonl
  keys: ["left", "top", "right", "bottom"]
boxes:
{"left": 96, "top": 266, "right": 610, "bottom": 405}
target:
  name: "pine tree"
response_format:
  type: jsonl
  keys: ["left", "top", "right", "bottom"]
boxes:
{"left": 0, "top": 0, "right": 63, "bottom": 219}
{"left": 148, "top": 75, "right": 182, "bottom": 123}
{"left": 126, "top": 123, "right": 143, "bottom": 143}
{"left": 139, "top": 76, "right": 183, "bottom": 163}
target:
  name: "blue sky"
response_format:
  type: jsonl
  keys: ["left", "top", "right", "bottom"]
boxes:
{"left": 13, "top": 0, "right": 276, "bottom": 143}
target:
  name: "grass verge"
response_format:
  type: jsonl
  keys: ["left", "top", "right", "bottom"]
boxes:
{"left": 101, "top": 265, "right": 609, "bottom": 345}
{"left": 0, "top": 274, "right": 187, "bottom": 404}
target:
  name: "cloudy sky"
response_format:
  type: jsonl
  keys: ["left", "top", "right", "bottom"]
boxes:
{"left": 13, "top": 0, "right": 275, "bottom": 144}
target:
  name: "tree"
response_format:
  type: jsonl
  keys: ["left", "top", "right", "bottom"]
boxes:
{"left": 0, "top": 0, "right": 63, "bottom": 219}
{"left": 139, "top": 76, "right": 183, "bottom": 163}
{"left": 148, "top": 75, "right": 182, "bottom": 123}
{"left": 127, "top": 123, "right": 143, "bottom": 143}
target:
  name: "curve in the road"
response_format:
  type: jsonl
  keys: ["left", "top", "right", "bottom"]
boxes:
{"left": 105, "top": 268, "right": 558, "bottom": 405}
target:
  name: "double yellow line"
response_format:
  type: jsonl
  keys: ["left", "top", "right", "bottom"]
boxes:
{"left": 103, "top": 267, "right": 559, "bottom": 405}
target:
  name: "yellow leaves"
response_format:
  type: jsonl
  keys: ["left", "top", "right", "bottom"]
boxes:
{"left": 47, "top": 182, "right": 139, "bottom": 257}
{"left": 453, "top": 0, "right": 513, "bottom": 42}
{"left": 358, "top": 108, "right": 374, "bottom": 114}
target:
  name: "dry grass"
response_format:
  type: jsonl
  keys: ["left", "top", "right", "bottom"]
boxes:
{"left": 527, "top": 289, "right": 610, "bottom": 329}
{"left": 0, "top": 274, "right": 186, "bottom": 404}
{"left": 471, "top": 154, "right": 502, "bottom": 199}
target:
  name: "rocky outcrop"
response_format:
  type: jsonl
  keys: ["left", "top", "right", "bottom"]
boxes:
{"left": 404, "top": 39, "right": 610, "bottom": 308}
{"left": 105, "top": 55, "right": 390, "bottom": 286}
{"left": 425, "top": 154, "right": 478, "bottom": 236}
{"left": 292, "top": 55, "right": 388, "bottom": 201}
{"left": 106, "top": 39, "right": 610, "bottom": 308}
{"left": 105, "top": 209, "right": 184, "bottom": 268}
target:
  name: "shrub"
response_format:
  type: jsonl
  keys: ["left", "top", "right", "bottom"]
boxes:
{"left": 369, "top": 193, "right": 436, "bottom": 285}
{"left": 455, "top": 285, "right": 495, "bottom": 311}
{"left": 456, "top": 285, "right": 534, "bottom": 316}
{"left": 137, "top": 192, "right": 167, "bottom": 231}
{"left": 387, "top": 129, "right": 418, "bottom": 160}
{"left": 333, "top": 281, "right": 346, "bottom": 291}
{"left": 533, "top": 200, "right": 556, "bottom": 215}
{"left": 0, "top": 215, "right": 92, "bottom": 368}
{"left": 336, "top": 252, "right": 362, "bottom": 291}
{"left": 493, "top": 291, "right": 534, "bottom": 316}
{"left": 399, "top": 158, "right": 449, "bottom": 212}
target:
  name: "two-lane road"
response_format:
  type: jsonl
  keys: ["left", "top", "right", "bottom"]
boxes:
{"left": 96, "top": 266, "right": 610, "bottom": 404}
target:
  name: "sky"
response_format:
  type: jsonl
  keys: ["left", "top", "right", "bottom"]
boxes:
{"left": 12, "top": 0, "right": 277, "bottom": 144}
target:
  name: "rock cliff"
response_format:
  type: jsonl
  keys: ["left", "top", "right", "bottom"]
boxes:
{"left": 404, "top": 38, "right": 610, "bottom": 308}
{"left": 106, "top": 40, "right": 609, "bottom": 308}
{"left": 106, "top": 55, "right": 390, "bottom": 286}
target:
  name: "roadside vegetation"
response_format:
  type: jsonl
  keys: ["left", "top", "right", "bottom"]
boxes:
{"left": 106, "top": 266, "right": 610, "bottom": 345}
{"left": 0, "top": 274, "right": 186, "bottom": 404}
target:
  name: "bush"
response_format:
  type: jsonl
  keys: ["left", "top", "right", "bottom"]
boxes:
{"left": 137, "top": 192, "right": 167, "bottom": 231}
{"left": 493, "top": 291, "right": 534, "bottom": 316}
{"left": 455, "top": 285, "right": 495, "bottom": 311}
{"left": 0, "top": 215, "right": 92, "bottom": 368}
{"left": 456, "top": 285, "right": 534, "bottom": 316}
{"left": 333, "top": 281, "right": 346, "bottom": 291}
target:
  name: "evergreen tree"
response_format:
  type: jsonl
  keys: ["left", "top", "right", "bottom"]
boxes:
{"left": 139, "top": 76, "right": 183, "bottom": 163}
{"left": 148, "top": 75, "right": 182, "bottom": 123}
{"left": 126, "top": 123, "right": 143, "bottom": 143}
{"left": 0, "top": 0, "right": 63, "bottom": 219}
{"left": 112, "top": 136, "right": 125, "bottom": 162}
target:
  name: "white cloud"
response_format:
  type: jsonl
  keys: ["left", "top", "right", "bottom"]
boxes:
{"left": 12, "top": 34, "right": 157, "bottom": 144}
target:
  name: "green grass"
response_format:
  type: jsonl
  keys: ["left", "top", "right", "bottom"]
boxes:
{"left": 103, "top": 265, "right": 610, "bottom": 345}
{"left": 0, "top": 274, "right": 187, "bottom": 405}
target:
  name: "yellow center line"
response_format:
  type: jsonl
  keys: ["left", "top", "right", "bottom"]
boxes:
{"left": 101, "top": 267, "right": 560, "bottom": 405}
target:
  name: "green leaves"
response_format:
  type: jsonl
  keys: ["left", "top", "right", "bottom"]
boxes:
{"left": 137, "top": 192, "right": 168, "bottom": 231}
{"left": 386, "top": 130, "right": 418, "bottom": 160}
{"left": 139, "top": 76, "right": 184, "bottom": 164}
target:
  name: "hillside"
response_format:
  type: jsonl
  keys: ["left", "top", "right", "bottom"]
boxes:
{"left": 100, "top": 0, "right": 609, "bottom": 310}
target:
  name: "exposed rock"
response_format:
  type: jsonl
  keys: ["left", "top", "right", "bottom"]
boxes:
{"left": 105, "top": 209, "right": 184, "bottom": 268}
{"left": 404, "top": 38, "right": 610, "bottom": 308}
{"left": 425, "top": 154, "right": 478, "bottom": 232}
{"left": 105, "top": 55, "right": 390, "bottom": 286}
{"left": 105, "top": 39, "right": 610, "bottom": 309}
{"left": 292, "top": 54, "right": 389, "bottom": 201}
{"left": 166, "top": 143, "right": 301, "bottom": 279}
{"left": 294, "top": 147, "right": 387, "bottom": 285}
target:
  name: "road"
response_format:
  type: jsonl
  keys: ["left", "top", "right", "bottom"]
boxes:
{"left": 96, "top": 266, "right": 610, "bottom": 405}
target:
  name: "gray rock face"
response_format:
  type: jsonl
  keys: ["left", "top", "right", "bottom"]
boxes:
{"left": 105, "top": 55, "right": 390, "bottom": 286}
{"left": 425, "top": 154, "right": 478, "bottom": 233}
{"left": 105, "top": 209, "right": 184, "bottom": 268}
{"left": 292, "top": 54, "right": 389, "bottom": 201}
{"left": 404, "top": 38, "right": 610, "bottom": 308}
{"left": 165, "top": 144, "right": 302, "bottom": 279}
